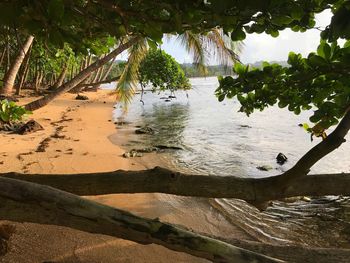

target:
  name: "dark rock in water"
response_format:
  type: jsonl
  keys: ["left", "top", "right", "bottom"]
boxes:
{"left": 114, "top": 121, "right": 132, "bottom": 126}
{"left": 164, "top": 99, "right": 171, "bottom": 102}
{"left": 276, "top": 152, "right": 288, "bottom": 165}
{"left": 17, "top": 120, "right": 44, "bottom": 135}
{"left": 239, "top": 124, "right": 252, "bottom": 128}
{"left": 135, "top": 126, "right": 155, "bottom": 135}
{"left": 75, "top": 94, "right": 89, "bottom": 100}
{"left": 257, "top": 165, "right": 273, "bottom": 171}
{"left": 155, "top": 145, "right": 183, "bottom": 150}
{"left": 137, "top": 147, "right": 158, "bottom": 153}
{"left": 122, "top": 149, "right": 143, "bottom": 158}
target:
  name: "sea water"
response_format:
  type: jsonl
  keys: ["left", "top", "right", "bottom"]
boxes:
{"left": 108, "top": 77, "right": 350, "bottom": 247}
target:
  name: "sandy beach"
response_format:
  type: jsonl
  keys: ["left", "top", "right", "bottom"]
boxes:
{"left": 0, "top": 90, "right": 251, "bottom": 263}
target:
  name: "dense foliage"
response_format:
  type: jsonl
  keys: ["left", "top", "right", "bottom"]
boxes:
{"left": 216, "top": 40, "right": 350, "bottom": 130}
{"left": 138, "top": 49, "right": 190, "bottom": 92}
{"left": 0, "top": 1, "right": 347, "bottom": 49}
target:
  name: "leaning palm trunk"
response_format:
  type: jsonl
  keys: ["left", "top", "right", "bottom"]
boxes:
{"left": 16, "top": 44, "right": 32, "bottom": 95}
{"left": 24, "top": 37, "right": 139, "bottom": 111}
{"left": 0, "top": 35, "right": 34, "bottom": 96}
{"left": 51, "top": 63, "right": 68, "bottom": 90}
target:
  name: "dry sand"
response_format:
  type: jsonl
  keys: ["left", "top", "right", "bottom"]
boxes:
{"left": 0, "top": 90, "right": 251, "bottom": 263}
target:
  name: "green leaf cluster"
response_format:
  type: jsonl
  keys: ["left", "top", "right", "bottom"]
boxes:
{"left": 216, "top": 41, "right": 350, "bottom": 130}
{"left": 0, "top": 100, "right": 32, "bottom": 124}
{"left": 138, "top": 49, "right": 191, "bottom": 92}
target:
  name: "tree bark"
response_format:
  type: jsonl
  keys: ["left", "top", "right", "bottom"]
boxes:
{"left": 16, "top": 44, "right": 32, "bottom": 95}
{"left": 0, "top": 177, "right": 281, "bottom": 263}
{"left": 102, "top": 57, "right": 117, "bottom": 80}
{"left": 24, "top": 37, "right": 139, "bottom": 111}
{"left": 51, "top": 63, "right": 68, "bottom": 90}
{"left": 2, "top": 168, "right": 350, "bottom": 202}
{"left": 0, "top": 46, "right": 6, "bottom": 67}
{"left": 0, "top": 35, "right": 34, "bottom": 96}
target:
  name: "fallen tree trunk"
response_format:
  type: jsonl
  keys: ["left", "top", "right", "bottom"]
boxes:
{"left": 2, "top": 167, "right": 350, "bottom": 202}
{"left": 0, "top": 177, "right": 281, "bottom": 263}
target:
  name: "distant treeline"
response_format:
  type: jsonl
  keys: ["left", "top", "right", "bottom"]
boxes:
{"left": 179, "top": 61, "right": 288, "bottom": 77}
{"left": 110, "top": 61, "right": 289, "bottom": 79}
{"left": 180, "top": 63, "right": 234, "bottom": 77}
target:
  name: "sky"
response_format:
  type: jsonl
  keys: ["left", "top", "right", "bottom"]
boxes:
{"left": 118, "top": 10, "right": 334, "bottom": 64}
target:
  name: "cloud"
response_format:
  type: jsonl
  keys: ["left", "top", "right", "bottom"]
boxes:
{"left": 240, "top": 10, "right": 332, "bottom": 63}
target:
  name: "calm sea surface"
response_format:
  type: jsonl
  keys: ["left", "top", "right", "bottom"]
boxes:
{"left": 108, "top": 77, "right": 350, "bottom": 247}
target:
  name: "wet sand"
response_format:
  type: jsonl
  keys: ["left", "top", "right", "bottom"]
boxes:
{"left": 0, "top": 90, "right": 252, "bottom": 263}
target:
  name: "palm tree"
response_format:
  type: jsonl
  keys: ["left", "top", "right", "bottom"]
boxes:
{"left": 114, "top": 28, "right": 242, "bottom": 104}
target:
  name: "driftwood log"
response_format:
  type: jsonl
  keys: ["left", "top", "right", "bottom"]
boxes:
{"left": 0, "top": 177, "right": 282, "bottom": 263}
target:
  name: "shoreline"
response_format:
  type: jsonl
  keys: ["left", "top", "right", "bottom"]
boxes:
{"left": 0, "top": 90, "right": 251, "bottom": 262}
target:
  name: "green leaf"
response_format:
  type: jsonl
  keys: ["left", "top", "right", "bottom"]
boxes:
{"left": 317, "top": 41, "right": 331, "bottom": 60}
{"left": 271, "top": 16, "right": 293, "bottom": 25}
{"left": 307, "top": 54, "right": 327, "bottom": 67}
{"left": 218, "top": 94, "right": 225, "bottom": 102}
{"left": 231, "top": 28, "right": 246, "bottom": 41}
{"left": 233, "top": 63, "right": 246, "bottom": 75}
{"left": 302, "top": 123, "right": 310, "bottom": 131}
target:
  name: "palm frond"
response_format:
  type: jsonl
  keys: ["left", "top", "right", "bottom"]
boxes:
{"left": 177, "top": 31, "right": 208, "bottom": 75}
{"left": 205, "top": 28, "right": 242, "bottom": 65}
{"left": 114, "top": 37, "right": 148, "bottom": 106}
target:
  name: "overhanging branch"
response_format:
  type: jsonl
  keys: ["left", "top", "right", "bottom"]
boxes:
{"left": 2, "top": 168, "right": 350, "bottom": 202}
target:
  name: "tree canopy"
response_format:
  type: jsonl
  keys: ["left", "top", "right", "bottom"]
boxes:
{"left": 1, "top": 1, "right": 348, "bottom": 50}
{"left": 138, "top": 49, "right": 190, "bottom": 92}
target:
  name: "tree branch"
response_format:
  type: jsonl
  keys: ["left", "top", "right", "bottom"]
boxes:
{"left": 2, "top": 168, "right": 350, "bottom": 202}
{"left": 0, "top": 177, "right": 282, "bottom": 263}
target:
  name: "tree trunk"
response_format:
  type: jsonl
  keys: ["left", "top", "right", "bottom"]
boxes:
{"left": 0, "top": 35, "right": 34, "bottom": 96}
{"left": 88, "top": 65, "right": 104, "bottom": 91}
{"left": 101, "top": 57, "right": 117, "bottom": 81}
{"left": 24, "top": 37, "right": 139, "bottom": 111}
{"left": 3, "top": 168, "right": 349, "bottom": 202}
{"left": 0, "top": 46, "right": 6, "bottom": 67}
{"left": 0, "top": 176, "right": 281, "bottom": 263}
{"left": 51, "top": 63, "right": 68, "bottom": 90}
{"left": 16, "top": 45, "right": 32, "bottom": 95}
{"left": 6, "top": 37, "right": 10, "bottom": 71}
{"left": 92, "top": 57, "right": 117, "bottom": 90}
